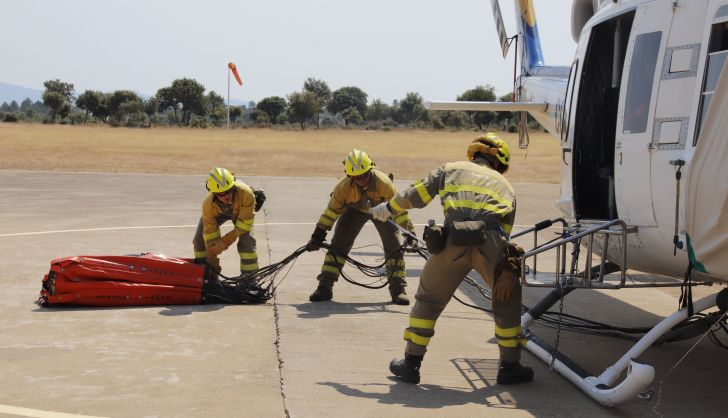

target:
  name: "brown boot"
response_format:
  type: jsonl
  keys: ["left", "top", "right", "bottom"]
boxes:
{"left": 309, "top": 278, "right": 334, "bottom": 302}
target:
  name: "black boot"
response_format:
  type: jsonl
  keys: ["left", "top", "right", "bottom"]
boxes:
{"left": 389, "top": 278, "right": 409, "bottom": 305}
{"left": 389, "top": 354, "right": 423, "bottom": 384}
{"left": 309, "top": 285, "right": 333, "bottom": 302}
{"left": 496, "top": 361, "right": 534, "bottom": 385}
{"left": 390, "top": 288, "right": 410, "bottom": 305}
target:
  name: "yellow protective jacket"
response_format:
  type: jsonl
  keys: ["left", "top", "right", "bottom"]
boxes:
{"left": 317, "top": 169, "right": 412, "bottom": 231}
{"left": 201, "top": 180, "right": 256, "bottom": 244}
{"left": 388, "top": 160, "right": 516, "bottom": 234}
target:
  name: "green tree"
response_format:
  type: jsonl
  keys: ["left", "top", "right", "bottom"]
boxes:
{"left": 327, "top": 86, "right": 367, "bottom": 119}
{"left": 156, "top": 78, "right": 206, "bottom": 126}
{"left": 42, "top": 92, "right": 65, "bottom": 122}
{"left": 287, "top": 91, "right": 319, "bottom": 130}
{"left": 205, "top": 91, "right": 226, "bottom": 127}
{"left": 171, "top": 78, "right": 206, "bottom": 126}
{"left": 397, "top": 92, "right": 426, "bottom": 125}
{"left": 143, "top": 96, "right": 159, "bottom": 128}
{"left": 76, "top": 90, "right": 104, "bottom": 124}
{"left": 42, "top": 79, "right": 75, "bottom": 122}
{"left": 457, "top": 85, "right": 497, "bottom": 129}
{"left": 20, "top": 98, "right": 33, "bottom": 112}
{"left": 440, "top": 111, "right": 468, "bottom": 129}
{"left": 107, "top": 90, "right": 142, "bottom": 126}
{"left": 341, "top": 106, "right": 363, "bottom": 125}
{"left": 156, "top": 87, "right": 179, "bottom": 124}
{"left": 250, "top": 108, "right": 270, "bottom": 124}
{"left": 256, "top": 96, "right": 287, "bottom": 124}
{"left": 93, "top": 94, "right": 110, "bottom": 123}
{"left": 496, "top": 92, "right": 514, "bottom": 128}
{"left": 43, "top": 79, "right": 75, "bottom": 102}
{"left": 303, "top": 77, "right": 331, "bottom": 128}
{"left": 366, "top": 99, "right": 392, "bottom": 121}
{"left": 229, "top": 106, "right": 243, "bottom": 123}
{"left": 206, "top": 91, "right": 225, "bottom": 110}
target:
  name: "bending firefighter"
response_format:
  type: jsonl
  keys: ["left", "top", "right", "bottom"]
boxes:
{"left": 193, "top": 167, "right": 265, "bottom": 275}
{"left": 306, "top": 149, "right": 414, "bottom": 305}
{"left": 370, "top": 134, "right": 533, "bottom": 385}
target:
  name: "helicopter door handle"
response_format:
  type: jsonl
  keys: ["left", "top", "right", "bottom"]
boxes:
{"left": 562, "top": 147, "right": 571, "bottom": 166}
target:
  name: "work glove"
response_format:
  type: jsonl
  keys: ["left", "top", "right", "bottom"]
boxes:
{"left": 253, "top": 189, "right": 266, "bottom": 212}
{"left": 370, "top": 202, "right": 393, "bottom": 222}
{"left": 493, "top": 243, "right": 525, "bottom": 302}
{"left": 493, "top": 271, "right": 516, "bottom": 302}
{"left": 306, "top": 226, "right": 327, "bottom": 252}
{"left": 221, "top": 231, "right": 240, "bottom": 247}
{"left": 404, "top": 231, "right": 418, "bottom": 247}
{"left": 206, "top": 239, "right": 229, "bottom": 257}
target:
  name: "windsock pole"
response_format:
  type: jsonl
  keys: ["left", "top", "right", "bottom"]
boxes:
{"left": 227, "top": 67, "right": 231, "bottom": 128}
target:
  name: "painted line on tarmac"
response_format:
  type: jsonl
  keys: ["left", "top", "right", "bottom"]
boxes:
{"left": 0, "top": 225, "right": 198, "bottom": 237}
{"left": 0, "top": 404, "right": 106, "bottom": 418}
{"left": 1, "top": 223, "right": 535, "bottom": 238}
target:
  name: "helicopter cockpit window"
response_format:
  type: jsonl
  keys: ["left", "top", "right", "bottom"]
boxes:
{"left": 623, "top": 31, "right": 662, "bottom": 134}
{"left": 695, "top": 21, "right": 728, "bottom": 144}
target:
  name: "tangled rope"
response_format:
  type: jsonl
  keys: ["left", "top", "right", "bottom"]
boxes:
{"left": 203, "top": 238, "right": 728, "bottom": 349}
{"left": 205, "top": 245, "right": 308, "bottom": 304}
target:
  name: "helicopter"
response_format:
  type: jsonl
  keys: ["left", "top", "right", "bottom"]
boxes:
{"left": 427, "top": 0, "right": 728, "bottom": 407}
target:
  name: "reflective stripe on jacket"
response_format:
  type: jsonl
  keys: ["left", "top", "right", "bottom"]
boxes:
{"left": 389, "top": 160, "right": 516, "bottom": 234}
{"left": 316, "top": 169, "right": 412, "bottom": 231}
{"left": 201, "top": 181, "right": 256, "bottom": 242}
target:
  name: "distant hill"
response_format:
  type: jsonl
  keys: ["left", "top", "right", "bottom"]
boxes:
{"left": 0, "top": 82, "right": 42, "bottom": 104}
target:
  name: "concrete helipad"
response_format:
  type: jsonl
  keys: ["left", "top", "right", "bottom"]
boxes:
{"left": 0, "top": 170, "right": 725, "bottom": 417}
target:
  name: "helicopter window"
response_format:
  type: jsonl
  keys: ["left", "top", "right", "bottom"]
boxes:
{"left": 716, "top": 5, "right": 728, "bottom": 19}
{"left": 695, "top": 22, "right": 728, "bottom": 144}
{"left": 623, "top": 31, "right": 662, "bottom": 134}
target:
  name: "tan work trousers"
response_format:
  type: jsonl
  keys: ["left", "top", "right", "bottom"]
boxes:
{"left": 192, "top": 218, "right": 258, "bottom": 274}
{"left": 317, "top": 209, "right": 406, "bottom": 293}
{"left": 404, "top": 230, "right": 523, "bottom": 363}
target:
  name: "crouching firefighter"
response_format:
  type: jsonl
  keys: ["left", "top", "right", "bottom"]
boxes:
{"left": 306, "top": 149, "right": 415, "bottom": 305}
{"left": 193, "top": 167, "right": 266, "bottom": 275}
{"left": 370, "top": 134, "right": 533, "bottom": 385}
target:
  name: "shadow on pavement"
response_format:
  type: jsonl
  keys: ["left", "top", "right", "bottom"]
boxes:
{"left": 289, "top": 301, "right": 409, "bottom": 319}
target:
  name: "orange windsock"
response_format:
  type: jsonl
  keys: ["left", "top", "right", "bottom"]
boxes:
{"left": 228, "top": 62, "right": 243, "bottom": 86}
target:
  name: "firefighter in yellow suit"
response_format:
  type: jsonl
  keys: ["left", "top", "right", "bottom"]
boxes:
{"left": 192, "top": 167, "right": 258, "bottom": 275}
{"left": 370, "top": 134, "right": 534, "bottom": 385}
{"left": 306, "top": 149, "right": 414, "bottom": 305}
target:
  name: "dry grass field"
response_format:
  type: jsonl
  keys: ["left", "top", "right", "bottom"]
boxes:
{"left": 0, "top": 123, "right": 561, "bottom": 183}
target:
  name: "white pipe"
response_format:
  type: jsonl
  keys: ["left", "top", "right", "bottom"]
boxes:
{"left": 424, "top": 101, "right": 548, "bottom": 112}
{"left": 595, "top": 293, "right": 718, "bottom": 386}
{"left": 588, "top": 361, "right": 655, "bottom": 406}
{"left": 522, "top": 291, "right": 720, "bottom": 406}
{"left": 524, "top": 339, "right": 654, "bottom": 407}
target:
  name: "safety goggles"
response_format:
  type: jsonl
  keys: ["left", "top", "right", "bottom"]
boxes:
{"left": 351, "top": 172, "right": 371, "bottom": 182}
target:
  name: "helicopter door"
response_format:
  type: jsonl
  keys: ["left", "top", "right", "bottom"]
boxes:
{"left": 614, "top": 4, "right": 672, "bottom": 227}
{"left": 649, "top": 1, "right": 709, "bottom": 244}
{"left": 572, "top": 12, "right": 634, "bottom": 220}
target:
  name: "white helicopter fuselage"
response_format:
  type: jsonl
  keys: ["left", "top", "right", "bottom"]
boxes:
{"left": 518, "top": 0, "right": 727, "bottom": 279}
{"left": 425, "top": 0, "right": 728, "bottom": 406}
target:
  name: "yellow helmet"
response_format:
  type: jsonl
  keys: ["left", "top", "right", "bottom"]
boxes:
{"left": 206, "top": 167, "right": 236, "bottom": 193}
{"left": 343, "top": 149, "right": 375, "bottom": 177}
{"left": 467, "top": 133, "right": 510, "bottom": 172}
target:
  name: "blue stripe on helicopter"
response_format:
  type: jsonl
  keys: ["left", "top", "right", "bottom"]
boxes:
{"left": 521, "top": 17, "right": 544, "bottom": 71}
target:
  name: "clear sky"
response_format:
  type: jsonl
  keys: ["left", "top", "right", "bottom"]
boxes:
{"left": 0, "top": 0, "right": 575, "bottom": 103}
